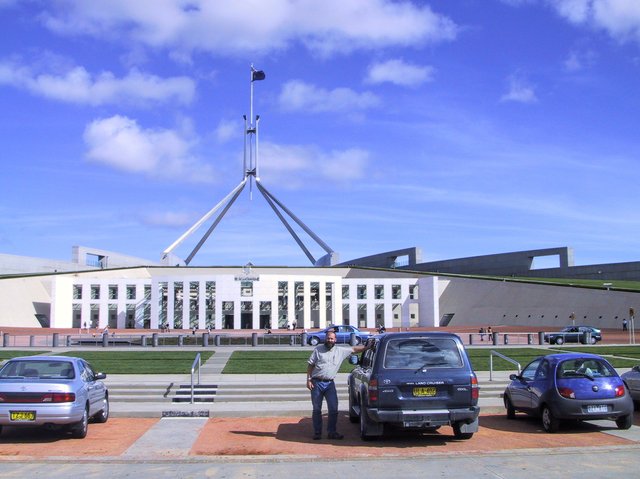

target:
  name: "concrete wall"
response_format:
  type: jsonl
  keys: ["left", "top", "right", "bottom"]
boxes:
{"left": 0, "top": 276, "right": 51, "bottom": 327}
{"left": 438, "top": 276, "right": 639, "bottom": 329}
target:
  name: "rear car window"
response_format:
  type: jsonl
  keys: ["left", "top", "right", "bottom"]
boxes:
{"left": 383, "top": 337, "right": 463, "bottom": 369}
{"left": 0, "top": 360, "right": 75, "bottom": 379}
{"left": 557, "top": 358, "right": 615, "bottom": 379}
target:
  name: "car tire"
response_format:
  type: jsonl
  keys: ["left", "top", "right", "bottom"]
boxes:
{"left": 309, "top": 337, "right": 320, "bottom": 346}
{"left": 541, "top": 405, "right": 559, "bottom": 433}
{"left": 452, "top": 422, "right": 474, "bottom": 440}
{"left": 71, "top": 406, "right": 89, "bottom": 439}
{"left": 590, "top": 336, "right": 597, "bottom": 345}
{"left": 505, "top": 396, "right": 516, "bottom": 419}
{"left": 555, "top": 337, "right": 564, "bottom": 346}
{"left": 616, "top": 414, "right": 633, "bottom": 430}
{"left": 354, "top": 337, "right": 362, "bottom": 345}
{"left": 359, "top": 397, "right": 380, "bottom": 441}
{"left": 94, "top": 395, "right": 109, "bottom": 423}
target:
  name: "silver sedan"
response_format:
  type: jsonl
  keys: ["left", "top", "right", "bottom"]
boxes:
{"left": 0, "top": 355, "right": 109, "bottom": 438}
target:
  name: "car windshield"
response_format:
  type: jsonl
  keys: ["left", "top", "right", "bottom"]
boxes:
{"left": 557, "top": 358, "right": 615, "bottom": 379}
{"left": 383, "top": 338, "right": 463, "bottom": 369}
{"left": 0, "top": 360, "right": 75, "bottom": 379}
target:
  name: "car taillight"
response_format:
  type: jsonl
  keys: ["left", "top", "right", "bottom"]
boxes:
{"left": 368, "top": 378, "right": 378, "bottom": 402}
{"left": 46, "top": 393, "right": 76, "bottom": 403}
{"left": 558, "top": 387, "right": 575, "bottom": 399}
{"left": 615, "top": 385, "right": 625, "bottom": 397}
{"left": 471, "top": 373, "right": 479, "bottom": 400}
{"left": 0, "top": 392, "right": 75, "bottom": 403}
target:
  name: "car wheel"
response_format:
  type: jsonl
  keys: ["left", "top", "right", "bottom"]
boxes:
{"left": 359, "top": 397, "right": 380, "bottom": 441}
{"left": 309, "top": 337, "right": 319, "bottom": 346}
{"left": 616, "top": 414, "right": 633, "bottom": 430}
{"left": 590, "top": 336, "right": 597, "bottom": 345}
{"left": 71, "top": 406, "right": 89, "bottom": 439}
{"left": 555, "top": 337, "right": 564, "bottom": 346}
{"left": 94, "top": 395, "right": 109, "bottom": 423}
{"left": 452, "top": 422, "right": 474, "bottom": 440}
{"left": 354, "top": 336, "right": 362, "bottom": 345}
{"left": 504, "top": 396, "right": 516, "bottom": 420}
{"left": 541, "top": 405, "right": 559, "bottom": 433}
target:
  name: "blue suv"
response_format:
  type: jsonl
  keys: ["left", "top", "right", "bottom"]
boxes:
{"left": 348, "top": 332, "right": 480, "bottom": 440}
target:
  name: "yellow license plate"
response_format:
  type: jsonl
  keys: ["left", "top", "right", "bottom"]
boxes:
{"left": 10, "top": 411, "right": 36, "bottom": 421}
{"left": 413, "top": 387, "right": 436, "bottom": 397}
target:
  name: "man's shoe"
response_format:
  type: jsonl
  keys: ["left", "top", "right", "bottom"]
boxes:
{"left": 313, "top": 432, "right": 322, "bottom": 440}
{"left": 327, "top": 432, "right": 344, "bottom": 440}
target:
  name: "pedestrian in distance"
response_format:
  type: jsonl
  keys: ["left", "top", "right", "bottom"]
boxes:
{"left": 623, "top": 318, "right": 628, "bottom": 331}
{"left": 306, "top": 330, "right": 368, "bottom": 440}
{"left": 479, "top": 327, "right": 486, "bottom": 341}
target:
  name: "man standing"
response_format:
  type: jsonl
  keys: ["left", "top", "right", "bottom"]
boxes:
{"left": 306, "top": 330, "right": 367, "bottom": 440}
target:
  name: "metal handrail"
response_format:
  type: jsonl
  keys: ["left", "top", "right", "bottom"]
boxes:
{"left": 489, "top": 350, "right": 521, "bottom": 381}
{"left": 190, "top": 353, "right": 201, "bottom": 404}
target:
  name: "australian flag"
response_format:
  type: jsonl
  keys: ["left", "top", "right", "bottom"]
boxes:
{"left": 251, "top": 69, "right": 266, "bottom": 81}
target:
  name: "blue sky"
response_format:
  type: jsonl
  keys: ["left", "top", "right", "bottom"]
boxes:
{"left": 1, "top": 0, "right": 639, "bottom": 268}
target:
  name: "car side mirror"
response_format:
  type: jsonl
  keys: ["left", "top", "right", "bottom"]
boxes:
{"left": 509, "top": 373, "right": 520, "bottom": 381}
{"left": 633, "top": 365, "right": 640, "bottom": 373}
{"left": 94, "top": 372, "right": 107, "bottom": 380}
{"left": 349, "top": 354, "right": 359, "bottom": 365}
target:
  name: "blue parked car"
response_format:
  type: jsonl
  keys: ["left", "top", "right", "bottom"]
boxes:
{"left": 503, "top": 353, "right": 633, "bottom": 432}
{"left": 306, "top": 325, "right": 370, "bottom": 346}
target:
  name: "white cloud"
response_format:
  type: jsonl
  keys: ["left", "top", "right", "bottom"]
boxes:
{"left": 549, "top": 0, "right": 640, "bottom": 43}
{"left": 365, "top": 59, "right": 435, "bottom": 87}
{"left": 142, "top": 211, "right": 195, "bottom": 227}
{"left": 563, "top": 48, "right": 597, "bottom": 71}
{"left": 40, "top": 0, "right": 458, "bottom": 57}
{"left": 259, "top": 142, "right": 369, "bottom": 187}
{"left": 500, "top": 75, "right": 538, "bottom": 103}
{"left": 83, "top": 115, "right": 214, "bottom": 182}
{"left": 0, "top": 62, "right": 195, "bottom": 105}
{"left": 215, "top": 119, "right": 240, "bottom": 143}
{"left": 278, "top": 80, "right": 380, "bottom": 113}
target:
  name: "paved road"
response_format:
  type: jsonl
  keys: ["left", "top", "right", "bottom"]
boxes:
{"left": 0, "top": 445, "right": 639, "bottom": 479}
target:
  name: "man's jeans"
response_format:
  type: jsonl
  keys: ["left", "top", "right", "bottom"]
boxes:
{"left": 310, "top": 380, "right": 339, "bottom": 435}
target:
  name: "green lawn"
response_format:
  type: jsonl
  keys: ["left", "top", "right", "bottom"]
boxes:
{"left": 222, "top": 350, "right": 356, "bottom": 374}
{"left": 223, "top": 347, "right": 640, "bottom": 374}
{"left": 0, "top": 350, "right": 49, "bottom": 361}
{"left": 58, "top": 351, "right": 215, "bottom": 374}
{"left": 3, "top": 346, "right": 639, "bottom": 375}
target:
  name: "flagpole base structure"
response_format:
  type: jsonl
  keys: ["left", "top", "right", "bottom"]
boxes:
{"left": 160, "top": 65, "right": 337, "bottom": 267}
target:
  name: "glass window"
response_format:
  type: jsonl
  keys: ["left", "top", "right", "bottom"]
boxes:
{"left": 90, "top": 285, "right": 100, "bottom": 300}
{"left": 557, "top": 358, "right": 615, "bottom": 378}
{"left": 521, "top": 359, "right": 542, "bottom": 381}
{"left": 374, "top": 285, "right": 384, "bottom": 300}
{"left": 108, "top": 285, "right": 118, "bottom": 300}
{"left": 409, "top": 284, "right": 418, "bottom": 300}
{"left": 73, "top": 285, "right": 82, "bottom": 300}
{"left": 357, "top": 285, "right": 367, "bottom": 300}
{"left": 392, "top": 285, "right": 401, "bottom": 300}
{"left": 126, "top": 285, "right": 136, "bottom": 300}
{"left": 383, "top": 338, "right": 462, "bottom": 369}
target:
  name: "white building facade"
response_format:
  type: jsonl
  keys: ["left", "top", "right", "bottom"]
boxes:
{"left": 49, "top": 266, "right": 438, "bottom": 330}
